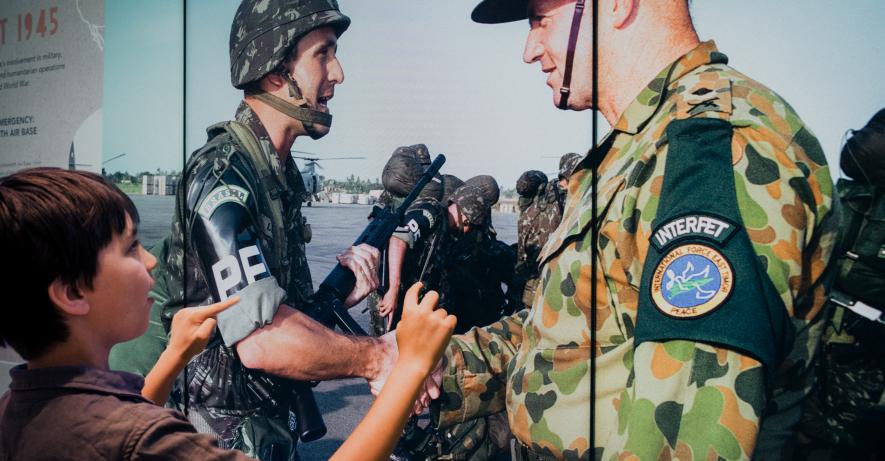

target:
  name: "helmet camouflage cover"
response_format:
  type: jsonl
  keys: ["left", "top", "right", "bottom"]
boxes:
{"left": 382, "top": 145, "right": 443, "bottom": 200}
{"left": 516, "top": 170, "right": 548, "bottom": 197}
{"left": 464, "top": 175, "right": 500, "bottom": 205}
{"left": 230, "top": 0, "right": 351, "bottom": 89}
{"left": 395, "top": 143, "right": 432, "bottom": 166}
{"left": 441, "top": 174, "right": 465, "bottom": 203}
{"left": 450, "top": 182, "right": 497, "bottom": 227}
{"left": 558, "top": 152, "right": 582, "bottom": 179}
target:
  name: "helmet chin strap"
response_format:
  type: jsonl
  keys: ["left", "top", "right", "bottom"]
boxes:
{"left": 558, "top": 0, "right": 586, "bottom": 110}
{"left": 247, "top": 70, "right": 333, "bottom": 137}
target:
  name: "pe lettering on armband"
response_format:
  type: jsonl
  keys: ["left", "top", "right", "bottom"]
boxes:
{"left": 634, "top": 118, "right": 793, "bottom": 373}
{"left": 212, "top": 244, "right": 269, "bottom": 300}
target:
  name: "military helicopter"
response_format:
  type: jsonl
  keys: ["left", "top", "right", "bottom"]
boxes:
{"left": 291, "top": 150, "right": 366, "bottom": 206}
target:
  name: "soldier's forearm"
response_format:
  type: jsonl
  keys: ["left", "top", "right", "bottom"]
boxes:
{"left": 236, "top": 304, "right": 394, "bottom": 381}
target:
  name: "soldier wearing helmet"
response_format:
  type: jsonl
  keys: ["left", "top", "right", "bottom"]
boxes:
{"left": 369, "top": 144, "right": 444, "bottom": 336}
{"left": 378, "top": 177, "right": 515, "bottom": 461}
{"left": 136, "top": 1, "right": 395, "bottom": 459}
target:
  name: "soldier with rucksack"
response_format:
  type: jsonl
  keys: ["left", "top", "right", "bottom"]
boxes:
{"left": 796, "top": 109, "right": 885, "bottom": 460}
{"left": 110, "top": 2, "right": 396, "bottom": 459}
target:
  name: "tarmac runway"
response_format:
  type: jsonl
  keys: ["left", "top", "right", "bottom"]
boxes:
{"left": 1, "top": 195, "right": 518, "bottom": 460}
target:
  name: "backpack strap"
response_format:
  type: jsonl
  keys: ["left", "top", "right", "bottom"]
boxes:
{"left": 223, "top": 121, "right": 289, "bottom": 288}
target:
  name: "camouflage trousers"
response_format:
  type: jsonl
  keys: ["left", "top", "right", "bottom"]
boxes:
{"left": 367, "top": 292, "right": 389, "bottom": 337}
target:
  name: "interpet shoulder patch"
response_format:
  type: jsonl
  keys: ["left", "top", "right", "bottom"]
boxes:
{"left": 651, "top": 213, "right": 737, "bottom": 251}
{"left": 650, "top": 243, "right": 733, "bottom": 318}
{"left": 633, "top": 117, "right": 794, "bottom": 373}
{"left": 198, "top": 185, "right": 250, "bottom": 220}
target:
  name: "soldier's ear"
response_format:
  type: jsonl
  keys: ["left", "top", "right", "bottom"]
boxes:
{"left": 611, "top": 0, "right": 636, "bottom": 29}
{"left": 261, "top": 70, "right": 288, "bottom": 93}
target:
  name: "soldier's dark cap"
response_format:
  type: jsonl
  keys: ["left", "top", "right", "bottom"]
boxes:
{"left": 472, "top": 0, "right": 530, "bottom": 24}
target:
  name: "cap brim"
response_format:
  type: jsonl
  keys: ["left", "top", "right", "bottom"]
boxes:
{"left": 471, "top": 0, "right": 530, "bottom": 24}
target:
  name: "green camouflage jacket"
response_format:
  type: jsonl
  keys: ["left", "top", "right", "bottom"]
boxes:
{"left": 515, "top": 181, "right": 566, "bottom": 309}
{"left": 436, "top": 41, "right": 836, "bottom": 461}
{"left": 162, "top": 101, "right": 314, "bottom": 453}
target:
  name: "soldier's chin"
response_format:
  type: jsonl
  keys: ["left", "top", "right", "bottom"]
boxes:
{"left": 305, "top": 122, "right": 330, "bottom": 140}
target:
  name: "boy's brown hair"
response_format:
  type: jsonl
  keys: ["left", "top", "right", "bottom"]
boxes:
{"left": 0, "top": 168, "right": 139, "bottom": 360}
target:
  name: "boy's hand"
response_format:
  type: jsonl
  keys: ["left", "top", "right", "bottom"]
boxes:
{"left": 167, "top": 296, "right": 239, "bottom": 366}
{"left": 395, "top": 283, "right": 456, "bottom": 375}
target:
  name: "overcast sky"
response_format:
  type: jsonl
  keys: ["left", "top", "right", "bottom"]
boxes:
{"left": 104, "top": 0, "right": 885, "bottom": 188}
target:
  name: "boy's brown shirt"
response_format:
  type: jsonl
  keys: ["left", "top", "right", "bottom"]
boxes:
{"left": 0, "top": 365, "right": 249, "bottom": 460}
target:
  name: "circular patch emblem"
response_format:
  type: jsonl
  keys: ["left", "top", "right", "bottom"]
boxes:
{"left": 651, "top": 244, "right": 733, "bottom": 318}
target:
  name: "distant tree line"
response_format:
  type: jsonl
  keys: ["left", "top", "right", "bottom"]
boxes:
{"left": 324, "top": 175, "right": 382, "bottom": 194}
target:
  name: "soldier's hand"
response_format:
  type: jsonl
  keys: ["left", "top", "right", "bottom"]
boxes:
{"left": 396, "top": 283, "right": 456, "bottom": 379}
{"left": 412, "top": 359, "right": 443, "bottom": 416}
{"left": 368, "top": 331, "right": 398, "bottom": 397}
{"left": 338, "top": 243, "right": 381, "bottom": 307}
{"left": 167, "top": 296, "right": 239, "bottom": 366}
{"left": 377, "top": 284, "right": 399, "bottom": 317}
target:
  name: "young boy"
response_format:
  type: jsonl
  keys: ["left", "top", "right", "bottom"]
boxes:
{"left": 0, "top": 168, "right": 454, "bottom": 460}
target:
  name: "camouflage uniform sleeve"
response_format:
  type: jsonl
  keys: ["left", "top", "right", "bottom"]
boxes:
{"left": 436, "top": 309, "right": 529, "bottom": 428}
{"left": 606, "top": 122, "right": 835, "bottom": 460}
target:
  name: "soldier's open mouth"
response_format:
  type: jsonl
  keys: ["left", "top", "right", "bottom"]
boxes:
{"left": 317, "top": 95, "right": 331, "bottom": 111}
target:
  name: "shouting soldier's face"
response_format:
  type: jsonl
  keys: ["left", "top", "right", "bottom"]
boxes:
{"left": 284, "top": 26, "right": 345, "bottom": 138}
{"left": 523, "top": 0, "right": 594, "bottom": 110}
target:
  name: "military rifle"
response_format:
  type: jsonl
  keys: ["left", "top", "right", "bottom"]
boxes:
{"left": 287, "top": 154, "right": 445, "bottom": 442}
{"left": 304, "top": 154, "right": 446, "bottom": 334}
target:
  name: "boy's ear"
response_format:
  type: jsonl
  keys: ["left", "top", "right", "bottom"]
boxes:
{"left": 47, "top": 278, "right": 90, "bottom": 316}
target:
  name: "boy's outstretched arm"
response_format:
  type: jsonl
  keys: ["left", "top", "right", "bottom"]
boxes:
{"left": 141, "top": 297, "right": 239, "bottom": 404}
{"left": 331, "top": 283, "right": 456, "bottom": 461}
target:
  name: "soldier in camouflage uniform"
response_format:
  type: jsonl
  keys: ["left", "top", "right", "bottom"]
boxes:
{"left": 376, "top": 2, "right": 837, "bottom": 460}
{"left": 513, "top": 153, "right": 582, "bottom": 311}
{"left": 389, "top": 178, "right": 514, "bottom": 461}
{"left": 383, "top": 176, "right": 509, "bottom": 335}
{"left": 144, "top": 1, "right": 391, "bottom": 459}
{"left": 794, "top": 109, "right": 885, "bottom": 460}
{"left": 371, "top": 145, "right": 444, "bottom": 335}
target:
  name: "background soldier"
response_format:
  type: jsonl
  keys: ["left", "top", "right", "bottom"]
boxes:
{"left": 512, "top": 152, "right": 582, "bottom": 310}
{"left": 795, "top": 109, "right": 885, "bottom": 460}
{"left": 391, "top": 177, "right": 514, "bottom": 461}
{"left": 371, "top": 145, "right": 444, "bottom": 335}
{"left": 123, "top": 1, "right": 394, "bottom": 459}
{"left": 381, "top": 175, "right": 512, "bottom": 335}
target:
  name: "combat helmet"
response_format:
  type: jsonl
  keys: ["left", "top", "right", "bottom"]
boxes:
{"left": 382, "top": 146, "right": 442, "bottom": 200}
{"left": 558, "top": 152, "right": 582, "bottom": 180}
{"left": 516, "top": 170, "right": 547, "bottom": 198}
{"left": 230, "top": 0, "right": 350, "bottom": 135}
{"left": 441, "top": 174, "right": 465, "bottom": 202}
{"left": 841, "top": 108, "right": 885, "bottom": 186}
{"left": 450, "top": 176, "right": 500, "bottom": 227}
{"left": 394, "top": 144, "right": 432, "bottom": 167}
{"left": 464, "top": 175, "right": 500, "bottom": 205}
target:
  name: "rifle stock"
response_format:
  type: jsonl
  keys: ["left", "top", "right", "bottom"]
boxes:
{"left": 306, "top": 154, "right": 446, "bottom": 333}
